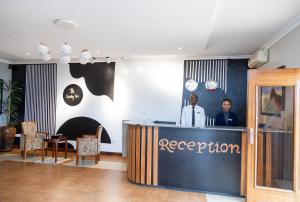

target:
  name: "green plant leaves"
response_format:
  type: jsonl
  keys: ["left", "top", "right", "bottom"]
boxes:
{"left": 1, "top": 80, "right": 24, "bottom": 126}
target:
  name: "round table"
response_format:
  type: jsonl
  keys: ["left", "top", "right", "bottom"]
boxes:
{"left": 42, "top": 136, "right": 68, "bottom": 163}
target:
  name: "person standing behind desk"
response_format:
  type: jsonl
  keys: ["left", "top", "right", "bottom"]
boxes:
{"left": 215, "top": 98, "right": 239, "bottom": 126}
{"left": 181, "top": 93, "right": 206, "bottom": 128}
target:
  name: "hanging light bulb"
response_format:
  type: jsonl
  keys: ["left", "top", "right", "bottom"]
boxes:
{"left": 61, "top": 42, "right": 72, "bottom": 55}
{"left": 59, "top": 55, "right": 71, "bottom": 65}
{"left": 37, "top": 19, "right": 79, "bottom": 64}
{"left": 80, "top": 49, "right": 91, "bottom": 65}
{"left": 41, "top": 52, "right": 51, "bottom": 61}
{"left": 38, "top": 43, "right": 49, "bottom": 55}
{"left": 58, "top": 42, "right": 72, "bottom": 65}
{"left": 37, "top": 41, "right": 97, "bottom": 65}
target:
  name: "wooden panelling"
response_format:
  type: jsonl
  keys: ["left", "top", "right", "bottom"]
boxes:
{"left": 254, "top": 189, "right": 294, "bottom": 202}
{"left": 153, "top": 127, "right": 159, "bottom": 186}
{"left": 127, "top": 125, "right": 159, "bottom": 187}
{"left": 146, "top": 126, "right": 153, "bottom": 185}
{"left": 135, "top": 126, "right": 141, "bottom": 183}
{"left": 257, "top": 132, "right": 264, "bottom": 186}
{"left": 131, "top": 126, "right": 136, "bottom": 181}
{"left": 246, "top": 70, "right": 256, "bottom": 202}
{"left": 247, "top": 68, "right": 300, "bottom": 202}
{"left": 240, "top": 131, "right": 247, "bottom": 196}
{"left": 127, "top": 126, "right": 131, "bottom": 180}
{"left": 265, "top": 132, "right": 272, "bottom": 187}
{"left": 140, "top": 126, "right": 146, "bottom": 184}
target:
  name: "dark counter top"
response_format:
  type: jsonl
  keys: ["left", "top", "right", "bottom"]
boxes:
{"left": 124, "top": 120, "right": 247, "bottom": 132}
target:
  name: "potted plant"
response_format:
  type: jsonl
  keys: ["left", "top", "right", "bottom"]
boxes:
{"left": 0, "top": 81, "right": 23, "bottom": 151}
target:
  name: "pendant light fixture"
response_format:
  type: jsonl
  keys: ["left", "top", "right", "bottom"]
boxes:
{"left": 37, "top": 19, "right": 104, "bottom": 65}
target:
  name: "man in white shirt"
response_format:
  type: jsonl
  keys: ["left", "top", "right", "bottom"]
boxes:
{"left": 181, "top": 93, "right": 206, "bottom": 128}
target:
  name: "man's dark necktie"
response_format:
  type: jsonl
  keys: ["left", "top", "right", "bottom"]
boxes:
{"left": 192, "top": 107, "right": 195, "bottom": 127}
{"left": 224, "top": 112, "right": 229, "bottom": 125}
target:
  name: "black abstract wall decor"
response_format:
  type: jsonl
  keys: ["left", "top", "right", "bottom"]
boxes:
{"left": 63, "top": 84, "right": 83, "bottom": 106}
{"left": 182, "top": 59, "right": 248, "bottom": 126}
{"left": 69, "top": 62, "right": 115, "bottom": 100}
{"left": 56, "top": 116, "right": 111, "bottom": 143}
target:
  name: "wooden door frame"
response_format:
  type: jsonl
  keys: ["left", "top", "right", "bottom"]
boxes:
{"left": 246, "top": 68, "right": 300, "bottom": 202}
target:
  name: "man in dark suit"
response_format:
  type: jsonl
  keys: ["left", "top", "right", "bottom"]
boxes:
{"left": 215, "top": 99, "right": 239, "bottom": 126}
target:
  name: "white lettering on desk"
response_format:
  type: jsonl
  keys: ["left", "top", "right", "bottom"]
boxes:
{"left": 159, "top": 138, "right": 240, "bottom": 154}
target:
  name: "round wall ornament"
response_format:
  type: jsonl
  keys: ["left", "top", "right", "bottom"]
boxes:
{"left": 185, "top": 79, "right": 198, "bottom": 92}
{"left": 205, "top": 79, "right": 218, "bottom": 91}
{"left": 63, "top": 84, "right": 83, "bottom": 106}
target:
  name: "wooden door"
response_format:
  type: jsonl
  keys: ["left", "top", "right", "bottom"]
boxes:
{"left": 247, "top": 68, "right": 300, "bottom": 202}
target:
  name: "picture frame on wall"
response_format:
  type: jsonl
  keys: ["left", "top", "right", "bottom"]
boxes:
{"left": 261, "top": 86, "right": 285, "bottom": 117}
{"left": 0, "top": 79, "right": 2, "bottom": 114}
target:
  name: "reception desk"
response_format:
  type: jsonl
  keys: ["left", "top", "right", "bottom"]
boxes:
{"left": 125, "top": 121, "right": 247, "bottom": 196}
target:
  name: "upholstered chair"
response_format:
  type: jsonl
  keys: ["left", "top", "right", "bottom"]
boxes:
{"left": 76, "top": 125, "right": 103, "bottom": 165}
{"left": 20, "top": 122, "right": 48, "bottom": 160}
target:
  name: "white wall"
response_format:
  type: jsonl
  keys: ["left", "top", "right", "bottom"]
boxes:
{"left": 262, "top": 25, "right": 300, "bottom": 68}
{"left": 0, "top": 62, "right": 11, "bottom": 126}
{"left": 56, "top": 57, "right": 184, "bottom": 152}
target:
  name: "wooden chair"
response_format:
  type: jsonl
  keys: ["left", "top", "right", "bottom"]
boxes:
{"left": 20, "top": 121, "right": 48, "bottom": 160}
{"left": 76, "top": 125, "right": 103, "bottom": 165}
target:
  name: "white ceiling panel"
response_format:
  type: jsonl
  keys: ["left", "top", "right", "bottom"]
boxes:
{"left": 202, "top": 0, "right": 300, "bottom": 56}
{"left": 0, "top": 0, "right": 299, "bottom": 62}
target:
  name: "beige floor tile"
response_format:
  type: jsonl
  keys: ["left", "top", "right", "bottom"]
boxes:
{"left": 167, "top": 190, "right": 207, "bottom": 202}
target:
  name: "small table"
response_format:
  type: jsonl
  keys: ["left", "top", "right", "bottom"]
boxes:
{"left": 42, "top": 136, "right": 68, "bottom": 163}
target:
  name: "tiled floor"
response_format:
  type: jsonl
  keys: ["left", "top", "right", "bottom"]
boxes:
{"left": 206, "top": 194, "right": 245, "bottom": 202}
{"left": 0, "top": 151, "right": 245, "bottom": 202}
{"left": 0, "top": 153, "right": 72, "bottom": 164}
{"left": 65, "top": 159, "right": 127, "bottom": 171}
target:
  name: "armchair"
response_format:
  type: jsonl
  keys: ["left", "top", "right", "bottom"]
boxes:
{"left": 76, "top": 125, "right": 103, "bottom": 165}
{"left": 20, "top": 121, "right": 48, "bottom": 160}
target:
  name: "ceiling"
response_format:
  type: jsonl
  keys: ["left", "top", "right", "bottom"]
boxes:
{"left": 0, "top": 0, "right": 300, "bottom": 63}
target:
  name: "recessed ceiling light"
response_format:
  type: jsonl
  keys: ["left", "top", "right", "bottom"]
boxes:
{"left": 96, "top": 50, "right": 100, "bottom": 53}
{"left": 177, "top": 47, "right": 182, "bottom": 51}
{"left": 26, "top": 52, "right": 31, "bottom": 56}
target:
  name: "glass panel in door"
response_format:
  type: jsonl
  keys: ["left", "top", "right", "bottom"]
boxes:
{"left": 256, "top": 86, "right": 294, "bottom": 190}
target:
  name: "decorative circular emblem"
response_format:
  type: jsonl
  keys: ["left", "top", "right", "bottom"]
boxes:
{"left": 185, "top": 79, "right": 198, "bottom": 92}
{"left": 63, "top": 84, "right": 83, "bottom": 106}
{"left": 205, "top": 79, "right": 218, "bottom": 91}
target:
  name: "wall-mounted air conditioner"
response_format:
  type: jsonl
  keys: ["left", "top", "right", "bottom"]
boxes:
{"left": 248, "top": 49, "right": 269, "bottom": 68}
